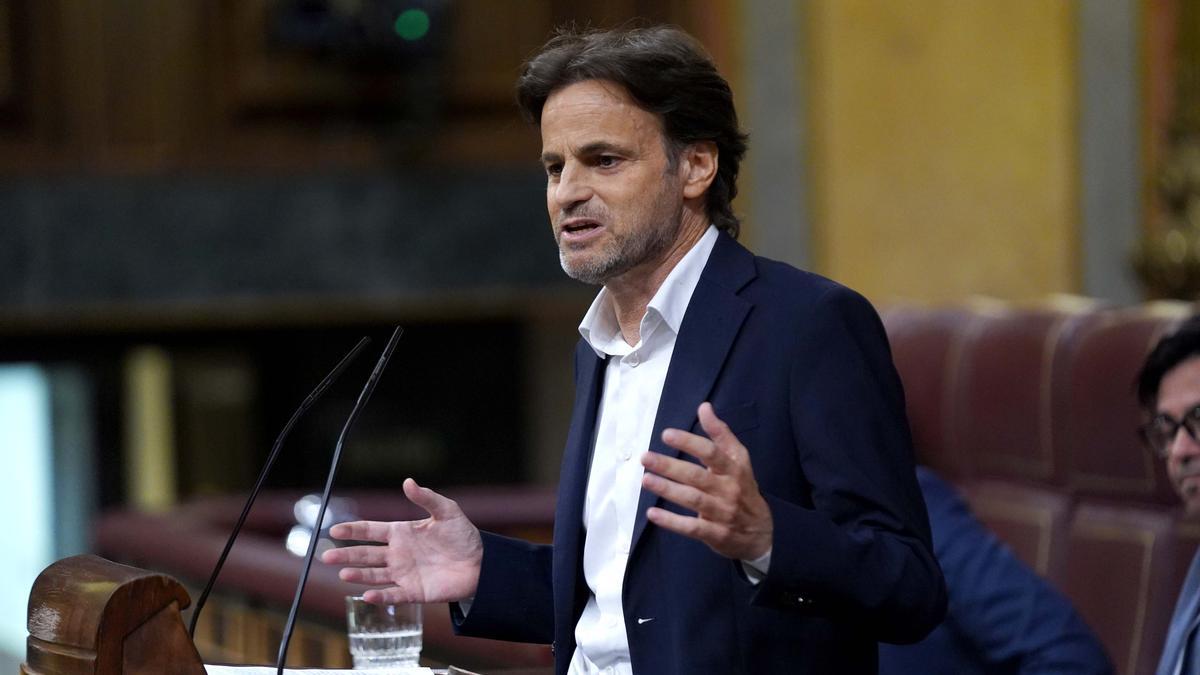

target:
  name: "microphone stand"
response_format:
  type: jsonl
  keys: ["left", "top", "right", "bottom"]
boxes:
{"left": 276, "top": 326, "right": 404, "bottom": 675}
{"left": 189, "top": 336, "right": 372, "bottom": 639}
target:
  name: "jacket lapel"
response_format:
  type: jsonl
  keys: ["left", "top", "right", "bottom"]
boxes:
{"left": 628, "top": 233, "right": 756, "bottom": 555}
{"left": 1161, "top": 550, "right": 1200, "bottom": 675}
{"left": 553, "top": 340, "right": 606, "bottom": 643}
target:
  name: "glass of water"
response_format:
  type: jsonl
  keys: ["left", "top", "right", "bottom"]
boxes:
{"left": 345, "top": 595, "right": 422, "bottom": 669}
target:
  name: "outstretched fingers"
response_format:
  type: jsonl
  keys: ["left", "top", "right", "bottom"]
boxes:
{"left": 644, "top": 402, "right": 773, "bottom": 561}
{"left": 327, "top": 520, "right": 395, "bottom": 544}
{"left": 338, "top": 565, "right": 402, "bottom": 586}
{"left": 660, "top": 428, "right": 724, "bottom": 471}
{"left": 696, "top": 402, "right": 747, "bottom": 464}
{"left": 362, "top": 586, "right": 415, "bottom": 605}
{"left": 403, "top": 477, "right": 464, "bottom": 521}
{"left": 321, "top": 542, "right": 389, "bottom": 566}
{"left": 645, "top": 506, "right": 726, "bottom": 541}
{"left": 660, "top": 403, "right": 744, "bottom": 475}
{"left": 642, "top": 472, "right": 732, "bottom": 520}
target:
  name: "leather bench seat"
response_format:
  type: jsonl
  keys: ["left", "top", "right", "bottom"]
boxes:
{"left": 883, "top": 300, "right": 1193, "bottom": 675}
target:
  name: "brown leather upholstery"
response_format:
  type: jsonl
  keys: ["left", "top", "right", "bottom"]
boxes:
{"left": 1062, "top": 503, "right": 1176, "bottom": 675}
{"left": 947, "top": 310, "right": 1066, "bottom": 484}
{"left": 881, "top": 301, "right": 1195, "bottom": 675}
{"left": 963, "top": 480, "right": 1071, "bottom": 581}
{"left": 1059, "top": 310, "right": 1181, "bottom": 503}
{"left": 882, "top": 307, "right": 971, "bottom": 479}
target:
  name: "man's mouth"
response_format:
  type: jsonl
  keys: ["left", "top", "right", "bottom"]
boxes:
{"left": 1180, "top": 472, "right": 1200, "bottom": 498}
{"left": 559, "top": 219, "right": 604, "bottom": 242}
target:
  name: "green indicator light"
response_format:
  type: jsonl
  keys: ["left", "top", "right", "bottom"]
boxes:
{"left": 394, "top": 9, "right": 430, "bottom": 41}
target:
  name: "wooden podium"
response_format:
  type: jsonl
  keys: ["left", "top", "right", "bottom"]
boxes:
{"left": 21, "top": 555, "right": 207, "bottom": 675}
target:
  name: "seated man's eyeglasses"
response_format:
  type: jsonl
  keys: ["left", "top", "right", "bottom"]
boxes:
{"left": 1140, "top": 405, "right": 1200, "bottom": 459}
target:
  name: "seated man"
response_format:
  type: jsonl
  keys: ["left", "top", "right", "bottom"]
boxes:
{"left": 879, "top": 467, "right": 1113, "bottom": 675}
{"left": 1136, "top": 316, "right": 1200, "bottom": 674}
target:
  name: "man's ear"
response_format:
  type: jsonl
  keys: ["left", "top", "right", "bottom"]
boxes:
{"left": 681, "top": 141, "right": 719, "bottom": 200}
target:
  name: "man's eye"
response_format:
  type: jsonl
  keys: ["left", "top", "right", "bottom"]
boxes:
{"left": 1153, "top": 415, "right": 1181, "bottom": 434}
{"left": 545, "top": 164, "right": 562, "bottom": 177}
{"left": 597, "top": 155, "right": 619, "bottom": 168}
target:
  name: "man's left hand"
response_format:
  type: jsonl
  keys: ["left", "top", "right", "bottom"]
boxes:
{"left": 640, "top": 401, "right": 773, "bottom": 561}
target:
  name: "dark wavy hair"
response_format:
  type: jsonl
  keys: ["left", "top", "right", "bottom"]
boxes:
{"left": 516, "top": 25, "right": 749, "bottom": 238}
{"left": 1137, "top": 315, "right": 1200, "bottom": 410}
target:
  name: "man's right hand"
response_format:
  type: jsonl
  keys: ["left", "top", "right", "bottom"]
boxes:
{"left": 321, "top": 477, "right": 483, "bottom": 604}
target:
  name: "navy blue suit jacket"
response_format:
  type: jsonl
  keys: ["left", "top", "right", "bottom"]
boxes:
{"left": 879, "top": 468, "right": 1113, "bottom": 675}
{"left": 454, "top": 233, "right": 947, "bottom": 674}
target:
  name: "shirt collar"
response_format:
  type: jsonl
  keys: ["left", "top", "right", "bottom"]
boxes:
{"left": 578, "top": 225, "right": 719, "bottom": 358}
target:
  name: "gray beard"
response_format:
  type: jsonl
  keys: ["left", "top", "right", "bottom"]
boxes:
{"left": 559, "top": 216, "right": 680, "bottom": 285}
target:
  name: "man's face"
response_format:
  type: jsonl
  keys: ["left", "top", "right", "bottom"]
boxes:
{"left": 539, "top": 79, "right": 687, "bottom": 285}
{"left": 1156, "top": 355, "right": 1200, "bottom": 514}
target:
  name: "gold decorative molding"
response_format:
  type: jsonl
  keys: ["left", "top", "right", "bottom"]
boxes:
{"left": 1134, "top": 2, "right": 1200, "bottom": 299}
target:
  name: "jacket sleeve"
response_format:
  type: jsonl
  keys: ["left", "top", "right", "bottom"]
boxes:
{"left": 749, "top": 284, "right": 947, "bottom": 644}
{"left": 450, "top": 531, "right": 555, "bottom": 644}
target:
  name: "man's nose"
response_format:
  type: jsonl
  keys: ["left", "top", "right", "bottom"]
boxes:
{"left": 552, "top": 163, "right": 593, "bottom": 210}
{"left": 1170, "top": 426, "right": 1200, "bottom": 462}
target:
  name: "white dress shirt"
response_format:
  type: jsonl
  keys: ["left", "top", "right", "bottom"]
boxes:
{"left": 455, "top": 226, "right": 769, "bottom": 672}
{"left": 568, "top": 226, "right": 719, "bottom": 675}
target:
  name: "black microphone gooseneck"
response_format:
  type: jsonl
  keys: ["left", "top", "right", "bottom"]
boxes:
{"left": 188, "top": 336, "right": 372, "bottom": 639}
{"left": 276, "top": 326, "right": 403, "bottom": 675}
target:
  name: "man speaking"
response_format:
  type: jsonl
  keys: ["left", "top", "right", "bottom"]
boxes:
{"left": 323, "top": 25, "right": 946, "bottom": 674}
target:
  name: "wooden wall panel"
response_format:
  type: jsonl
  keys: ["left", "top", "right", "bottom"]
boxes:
{"left": 95, "top": 1, "right": 210, "bottom": 167}
{"left": 0, "top": 0, "right": 62, "bottom": 164}
{"left": 447, "top": 1, "right": 553, "bottom": 109}
{"left": 0, "top": 0, "right": 733, "bottom": 172}
{"left": 216, "top": 1, "right": 400, "bottom": 114}
{"left": 0, "top": 2, "right": 12, "bottom": 107}
{"left": 0, "top": 0, "right": 31, "bottom": 131}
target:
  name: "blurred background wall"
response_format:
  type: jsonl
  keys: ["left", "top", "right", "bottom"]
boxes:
{"left": 0, "top": 0, "right": 1185, "bottom": 668}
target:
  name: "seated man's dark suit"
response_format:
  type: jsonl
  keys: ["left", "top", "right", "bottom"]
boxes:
{"left": 880, "top": 467, "right": 1113, "bottom": 675}
{"left": 453, "top": 232, "right": 947, "bottom": 674}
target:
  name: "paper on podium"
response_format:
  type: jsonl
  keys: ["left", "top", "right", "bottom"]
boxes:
{"left": 204, "top": 666, "right": 434, "bottom": 675}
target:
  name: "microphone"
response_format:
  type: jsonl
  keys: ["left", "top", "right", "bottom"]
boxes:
{"left": 276, "top": 326, "right": 404, "bottom": 674}
{"left": 189, "top": 336, "right": 372, "bottom": 639}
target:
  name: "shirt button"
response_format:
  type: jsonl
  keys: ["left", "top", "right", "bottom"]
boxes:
{"left": 627, "top": 352, "right": 640, "bottom": 367}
